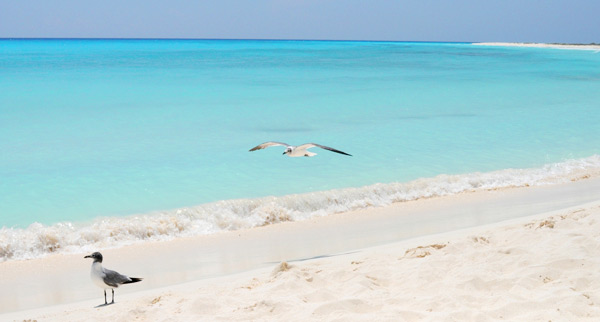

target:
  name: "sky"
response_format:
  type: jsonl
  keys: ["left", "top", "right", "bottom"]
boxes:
{"left": 1, "top": 0, "right": 599, "bottom": 43}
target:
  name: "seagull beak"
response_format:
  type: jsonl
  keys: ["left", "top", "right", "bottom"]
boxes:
{"left": 84, "top": 255, "right": 91, "bottom": 258}
{"left": 282, "top": 152, "right": 286, "bottom": 155}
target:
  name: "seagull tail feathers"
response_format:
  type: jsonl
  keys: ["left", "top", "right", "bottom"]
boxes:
{"left": 124, "top": 277, "right": 143, "bottom": 284}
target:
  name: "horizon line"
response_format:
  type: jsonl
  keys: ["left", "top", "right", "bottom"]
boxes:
{"left": 0, "top": 37, "right": 477, "bottom": 43}
{"left": 3, "top": 38, "right": 595, "bottom": 45}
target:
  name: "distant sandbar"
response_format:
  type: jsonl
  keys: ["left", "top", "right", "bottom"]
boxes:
{"left": 474, "top": 42, "right": 600, "bottom": 51}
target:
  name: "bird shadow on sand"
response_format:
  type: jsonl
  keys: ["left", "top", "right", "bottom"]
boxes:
{"left": 94, "top": 302, "right": 116, "bottom": 308}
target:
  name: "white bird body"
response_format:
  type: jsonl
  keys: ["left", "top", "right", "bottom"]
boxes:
{"left": 249, "top": 142, "right": 351, "bottom": 157}
{"left": 285, "top": 145, "right": 317, "bottom": 157}
{"left": 91, "top": 262, "right": 109, "bottom": 289}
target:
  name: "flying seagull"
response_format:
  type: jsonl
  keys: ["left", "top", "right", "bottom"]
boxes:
{"left": 249, "top": 142, "right": 352, "bottom": 157}
{"left": 84, "top": 252, "right": 143, "bottom": 305}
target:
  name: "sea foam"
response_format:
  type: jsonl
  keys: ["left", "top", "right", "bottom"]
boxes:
{"left": 1, "top": 155, "right": 599, "bottom": 262}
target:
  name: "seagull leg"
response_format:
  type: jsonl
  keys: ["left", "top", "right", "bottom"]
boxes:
{"left": 111, "top": 289, "right": 115, "bottom": 304}
{"left": 104, "top": 290, "right": 107, "bottom": 305}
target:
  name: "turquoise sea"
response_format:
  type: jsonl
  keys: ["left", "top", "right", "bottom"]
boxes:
{"left": 1, "top": 39, "right": 599, "bottom": 261}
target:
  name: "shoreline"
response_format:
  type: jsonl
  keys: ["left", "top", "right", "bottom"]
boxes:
{"left": 3, "top": 155, "right": 600, "bottom": 263}
{"left": 474, "top": 42, "right": 600, "bottom": 51}
{"left": 1, "top": 177, "right": 599, "bottom": 318}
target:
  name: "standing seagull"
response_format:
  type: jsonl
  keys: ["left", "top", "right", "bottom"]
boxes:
{"left": 84, "top": 252, "right": 143, "bottom": 305}
{"left": 249, "top": 142, "right": 352, "bottom": 157}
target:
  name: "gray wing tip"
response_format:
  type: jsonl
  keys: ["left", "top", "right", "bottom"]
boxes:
{"left": 313, "top": 143, "right": 352, "bottom": 156}
{"left": 249, "top": 143, "right": 268, "bottom": 151}
{"left": 336, "top": 150, "right": 352, "bottom": 156}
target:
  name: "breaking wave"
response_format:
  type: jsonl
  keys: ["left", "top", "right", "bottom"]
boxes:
{"left": 2, "top": 155, "right": 599, "bottom": 262}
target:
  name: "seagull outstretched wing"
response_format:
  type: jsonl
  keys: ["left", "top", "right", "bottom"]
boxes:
{"left": 249, "top": 142, "right": 290, "bottom": 151}
{"left": 297, "top": 143, "right": 352, "bottom": 156}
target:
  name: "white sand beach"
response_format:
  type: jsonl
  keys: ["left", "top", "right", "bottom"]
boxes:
{"left": 2, "top": 177, "right": 600, "bottom": 321}
{"left": 474, "top": 42, "right": 600, "bottom": 51}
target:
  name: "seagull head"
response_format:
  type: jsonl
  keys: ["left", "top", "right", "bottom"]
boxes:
{"left": 283, "top": 147, "right": 292, "bottom": 155}
{"left": 84, "top": 252, "right": 103, "bottom": 263}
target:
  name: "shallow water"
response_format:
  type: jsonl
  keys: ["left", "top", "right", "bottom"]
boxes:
{"left": 1, "top": 39, "right": 599, "bottom": 260}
